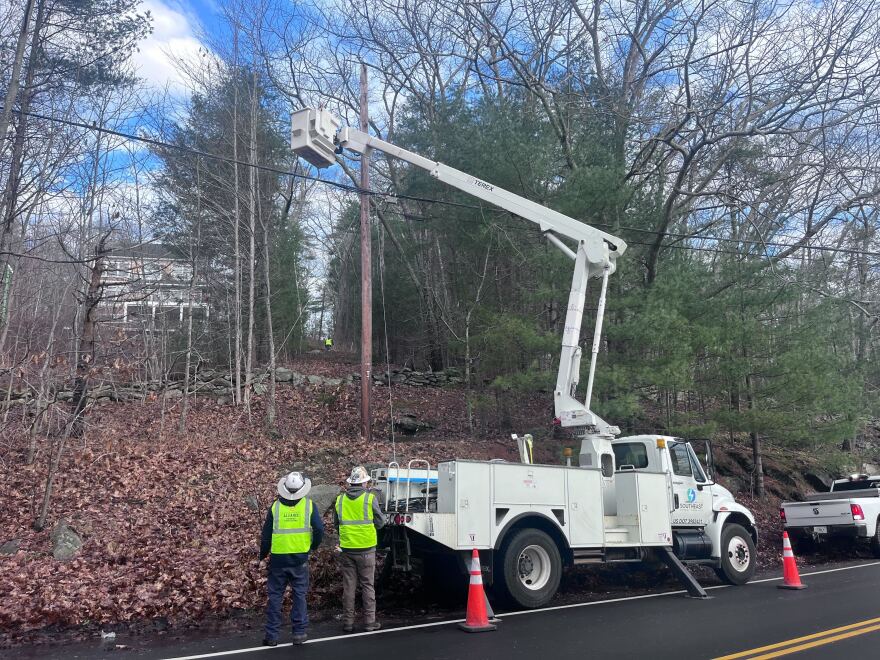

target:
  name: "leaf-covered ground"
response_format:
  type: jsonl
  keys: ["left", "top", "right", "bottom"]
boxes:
{"left": 0, "top": 360, "right": 862, "bottom": 648}
{"left": 0, "top": 375, "right": 527, "bottom": 645}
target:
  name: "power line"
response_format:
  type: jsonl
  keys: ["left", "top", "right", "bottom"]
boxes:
{"left": 5, "top": 106, "right": 880, "bottom": 259}
{"left": 1, "top": 106, "right": 478, "bottom": 210}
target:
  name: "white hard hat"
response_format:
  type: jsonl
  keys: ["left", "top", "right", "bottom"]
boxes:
{"left": 346, "top": 465, "right": 370, "bottom": 484}
{"left": 277, "top": 471, "right": 312, "bottom": 500}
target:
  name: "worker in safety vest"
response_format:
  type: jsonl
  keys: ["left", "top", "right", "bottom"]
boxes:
{"left": 324, "top": 336, "right": 333, "bottom": 351}
{"left": 334, "top": 466, "right": 386, "bottom": 632}
{"left": 259, "top": 471, "right": 324, "bottom": 647}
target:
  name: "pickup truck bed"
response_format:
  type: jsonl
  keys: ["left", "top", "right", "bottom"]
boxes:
{"left": 797, "top": 489, "right": 880, "bottom": 502}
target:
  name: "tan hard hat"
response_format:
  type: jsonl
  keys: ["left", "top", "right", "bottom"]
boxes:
{"left": 346, "top": 465, "right": 370, "bottom": 484}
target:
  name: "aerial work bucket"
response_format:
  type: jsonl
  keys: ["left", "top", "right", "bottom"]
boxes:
{"left": 291, "top": 108, "right": 339, "bottom": 168}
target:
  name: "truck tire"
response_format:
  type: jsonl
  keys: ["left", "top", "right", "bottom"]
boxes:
{"left": 497, "top": 528, "right": 562, "bottom": 609}
{"left": 870, "top": 519, "right": 880, "bottom": 558}
{"left": 714, "top": 523, "right": 757, "bottom": 585}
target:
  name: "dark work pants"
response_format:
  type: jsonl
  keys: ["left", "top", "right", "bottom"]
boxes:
{"left": 265, "top": 563, "right": 309, "bottom": 639}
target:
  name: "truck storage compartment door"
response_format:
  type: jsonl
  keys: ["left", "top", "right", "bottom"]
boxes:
{"left": 784, "top": 500, "right": 853, "bottom": 528}
{"left": 615, "top": 471, "right": 673, "bottom": 546}
{"left": 491, "top": 463, "right": 567, "bottom": 506}
{"left": 454, "top": 461, "right": 492, "bottom": 548}
{"left": 566, "top": 468, "right": 604, "bottom": 546}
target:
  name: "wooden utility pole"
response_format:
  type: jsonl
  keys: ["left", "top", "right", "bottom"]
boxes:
{"left": 359, "top": 62, "right": 373, "bottom": 443}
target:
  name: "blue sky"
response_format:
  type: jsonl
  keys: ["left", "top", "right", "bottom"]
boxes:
{"left": 132, "top": 0, "right": 221, "bottom": 92}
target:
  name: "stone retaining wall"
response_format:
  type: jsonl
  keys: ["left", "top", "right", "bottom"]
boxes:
{"left": 0, "top": 366, "right": 465, "bottom": 409}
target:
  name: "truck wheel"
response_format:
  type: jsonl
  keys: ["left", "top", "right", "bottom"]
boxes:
{"left": 714, "top": 523, "right": 757, "bottom": 585}
{"left": 870, "top": 519, "right": 880, "bottom": 558}
{"left": 497, "top": 528, "right": 562, "bottom": 608}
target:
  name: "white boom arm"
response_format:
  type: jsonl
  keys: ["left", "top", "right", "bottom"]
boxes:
{"left": 292, "top": 108, "right": 626, "bottom": 442}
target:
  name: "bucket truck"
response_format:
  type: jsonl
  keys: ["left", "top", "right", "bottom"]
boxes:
{"left": 291, "top": 108, "right": 758, "bottom": 608}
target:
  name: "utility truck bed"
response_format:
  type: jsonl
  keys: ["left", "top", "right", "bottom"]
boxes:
{"left": 385, "top": 460, "right": 672, "bottom": 551}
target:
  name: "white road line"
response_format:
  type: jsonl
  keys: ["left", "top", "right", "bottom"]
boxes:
{"left": 163, "top": 644, "right": 293, "bottom": 660}
{"left": 497, "top": 588, "right": 689, "bottom": 617}
{"left": 160, "top": 560, "right": 880, "bottom": 660}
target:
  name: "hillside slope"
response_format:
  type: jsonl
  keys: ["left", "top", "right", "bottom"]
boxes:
{"left": 0, "top": 355, "right": 871, "bottom": 646}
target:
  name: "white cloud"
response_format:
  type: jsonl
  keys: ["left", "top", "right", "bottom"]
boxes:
{"left": 133, "top": 0, "right": 205, "bottom": 92}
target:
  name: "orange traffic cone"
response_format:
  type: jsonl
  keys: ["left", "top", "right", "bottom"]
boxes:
{"left": 778, "top": 531, "right": 807, "bottom": 590}
{"left": 458, "top": 549, "right": 497, "bottom": 633}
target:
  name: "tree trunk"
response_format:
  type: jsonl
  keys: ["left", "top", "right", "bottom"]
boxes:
{"left": 69, "top": 233, "right": 108, "bottom": 438}
{"left": 0, "top": 0, "right": 37, "bottom": 161}
{"left": 745, "top": 372, "right": 764, "bottom": 498}
{"left": 28, "top": 281, "right": 69, "bottom": 463}
{"left": 243, "top": 71, "right": 258, "bottom": 414}
{"left": 260, "top": 192, "right": 277, "bottom": 429}
{"left": 177, "top": 174, "right": 201, "bottom": 435}
{"left": 0, "top": 0, "right": 46, "bottom": 303}
{"left": 232, "top": 33, "right": 243, "bottom": 406}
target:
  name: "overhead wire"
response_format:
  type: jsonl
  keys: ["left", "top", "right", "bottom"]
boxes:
{"left": 0, "top": 106, "right": 478, "bottom": 209}
{"left": 377, "top": 220, "right": 396, "bottom": 463}
{"left": 5, "top": 105, "right": 880, "bottom": 259}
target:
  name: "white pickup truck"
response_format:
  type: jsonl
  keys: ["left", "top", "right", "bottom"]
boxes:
{"left": 781, "top": 475, "right": 880, "bottom": 555}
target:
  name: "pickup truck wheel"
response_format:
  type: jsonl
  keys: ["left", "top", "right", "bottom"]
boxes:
{"left": 497, "top": 528, "right": 562, "bottom": 608}
{"left": 714, "top": 523, "right": 757, "bottom": 585}
{"left": 870, "top": 519, "right": 880, "bottom": 558}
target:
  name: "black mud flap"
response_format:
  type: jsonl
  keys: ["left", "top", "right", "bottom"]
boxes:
{"left": 656, "top": 546, "right": 710, "bottom": 599}
{"left": 457, "top": 549, "right": 494, "bottom": 586}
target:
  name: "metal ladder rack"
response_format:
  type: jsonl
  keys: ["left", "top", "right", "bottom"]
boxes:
{"left": 405, "top": 459, "right": 431, "bottom": 513}
{"left": 378, "top": 458, "right": 433, "bottom": 513}
{"left": 385, "top": 461, "right": 400, "bottom": 512}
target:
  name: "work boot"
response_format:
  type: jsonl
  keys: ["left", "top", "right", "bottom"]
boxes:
{"left": 292, "top": 633, "right": 308, "bottom": 645}
{"left": 262, "top": 638, "right": 277, "bottom": 647}
{"left": 364, "top": 621, "right": 382, "bottom": 632}
{"left": 342, "top": 624, "right": 354, "bottom": 633}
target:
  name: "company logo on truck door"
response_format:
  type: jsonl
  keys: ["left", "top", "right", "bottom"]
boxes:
{"left": 687, "top": 488, "right": 697, "bottom": 503}
{"left": 473, "top": 178, "right": 494, "bottom": 192}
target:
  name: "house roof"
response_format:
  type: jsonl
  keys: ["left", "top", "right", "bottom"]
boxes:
{"left": 107, "top": 243, "right": 187, "bottom": 260}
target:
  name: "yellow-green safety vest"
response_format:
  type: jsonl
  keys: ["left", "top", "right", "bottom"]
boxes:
{"left": 336, "top": 492, "right": 377, "bottom": 549}
{"left": 270, "top": 498, "right": 313, "bottom": 554}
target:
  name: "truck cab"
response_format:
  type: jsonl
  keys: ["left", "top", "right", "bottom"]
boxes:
{"left": 611, "top": 435, "right": 758, "bottom": 584}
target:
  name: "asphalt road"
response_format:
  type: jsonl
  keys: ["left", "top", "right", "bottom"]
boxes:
{"left": 14, "top": 561, "right": 880, "bottom": 660}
